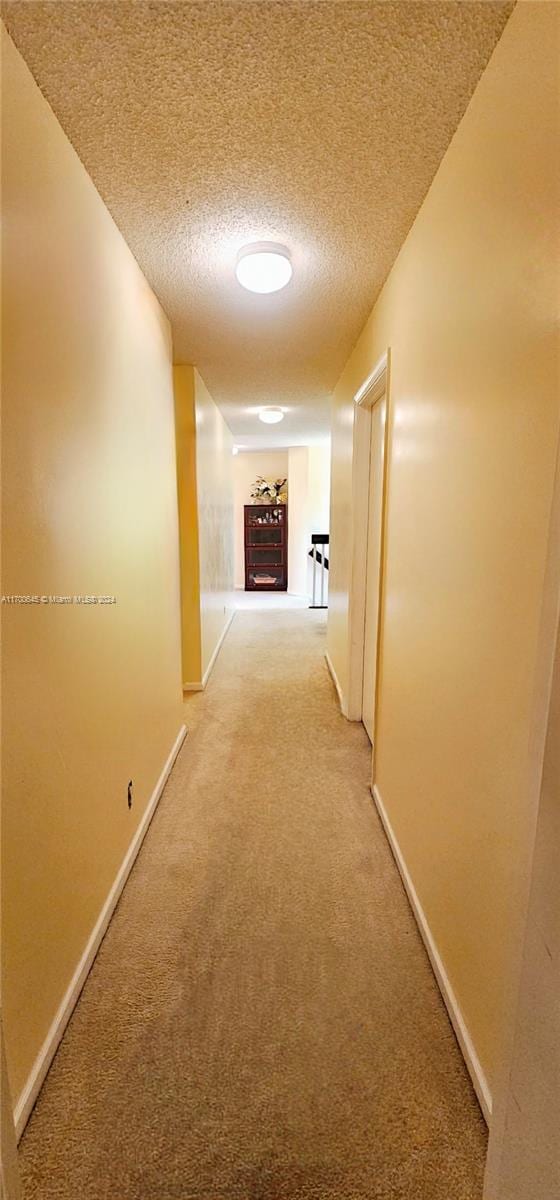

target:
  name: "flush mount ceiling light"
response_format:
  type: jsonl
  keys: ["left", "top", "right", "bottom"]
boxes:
{"left": 235, "top": 243, "right": 292, "bottom": 294}
{"left": 258, "top": 407, "right": 285, "bottom": 425}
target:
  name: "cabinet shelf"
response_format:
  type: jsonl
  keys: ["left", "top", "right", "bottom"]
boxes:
{"left": 244, "top": 504, "right": 288, "bottom": 591}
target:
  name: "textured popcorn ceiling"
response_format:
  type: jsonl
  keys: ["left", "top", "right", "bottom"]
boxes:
{"left": 3, "top": 1, "right": 513, "bottom": 445}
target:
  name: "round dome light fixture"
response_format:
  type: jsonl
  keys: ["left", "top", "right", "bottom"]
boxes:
{"left": 258, "top": 407, "right": 284, "bottom": 425}
{"left": 236, "top": 242, "right": 292, "bottom": 294}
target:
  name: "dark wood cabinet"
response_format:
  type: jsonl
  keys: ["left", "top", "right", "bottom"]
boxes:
{"left": 244, "top": 504, "right": 288, "bottom": 590}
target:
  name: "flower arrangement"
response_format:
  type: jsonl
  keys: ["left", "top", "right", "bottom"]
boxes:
{"left": 250, "top": 476, "right": 287, "bottom": 504}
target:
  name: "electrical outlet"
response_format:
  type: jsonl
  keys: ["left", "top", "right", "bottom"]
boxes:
{"left": 127, "top": 780, "right": 133, "bottom": 809}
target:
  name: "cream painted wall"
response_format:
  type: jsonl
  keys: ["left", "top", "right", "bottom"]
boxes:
{"left": 484, "top": 441, "right": 560, "bottom": 1198}
{"left": 1, "top": 29, "right": 184, "bottom": 1105}
{"left": 233, "top": 450, "right": 288, "bottom": 588}
{"left": 287, "top": 448, "right": 310, "bottom": 596}
{"left": 194, "top": 371, "right": 234, "bottom": 676}
{"left": 174, "top": 365, "right": 233, "bottom": 684}
{"left": 307, "top": 445, "right": 331, "bottom": 539}
{"left": 306, "top": 444, "right": 331, "bottom": 600}
{"left": 288, "top": 445, "right": 330, "bottom": 597}
{"left": 327, "top": 0, "right": 560, "bottom": 1100}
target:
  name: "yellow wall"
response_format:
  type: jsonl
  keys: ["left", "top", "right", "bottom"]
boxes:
{"left": 307, "top": 445, "right": 331, "bottom": 539}
{"left": 287, "top": 448, "right": 311, "bottom": 595}
{"left": 174, "top": 366, "right": 234, "bottom": 685}
{"left": 487, "top": 615, "right": 560, "bottom": 1195}
{"left": 1, "top": 30, "right": 184, "bottom": 1102}
{"left": 327, "top": 0, "right": 560, "bottom": 1097}
{"left": 287, "top": 446, "right": 331, "bottom": 596}
{"left": 485, "top": 437, "right": 560, "bottom": 1197}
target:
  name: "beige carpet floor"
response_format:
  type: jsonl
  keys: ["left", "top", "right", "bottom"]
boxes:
{"left": 19, "top": 610, "right": 487, "bottom": 1199}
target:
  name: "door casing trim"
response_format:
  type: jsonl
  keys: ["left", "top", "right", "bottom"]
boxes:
{"left": 346, "top": 348, "right": 391, "bottom": 782}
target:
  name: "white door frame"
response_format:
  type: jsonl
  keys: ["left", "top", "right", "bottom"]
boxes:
{"left": 346, "top": 350, "right": 391, "bottom": 770}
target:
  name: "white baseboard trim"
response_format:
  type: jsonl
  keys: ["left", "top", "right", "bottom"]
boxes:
{"left": 14, "top": 722, "right": 188, "bottom": 1140}
{"left": 371, "top": 783, "right": 492, "bottom": 1126}
{"left": 183, "top": 609, "right": 235, "bottom": 693}
{"left": 202, "top": 610, "right": 234, "bottom": 688}
{"left": 325, "top": 651, "right": 349, "bottom": 718}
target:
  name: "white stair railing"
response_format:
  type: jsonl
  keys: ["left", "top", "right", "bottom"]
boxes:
{"left": 309, "top": 534, "right": 329, "bottom": 610}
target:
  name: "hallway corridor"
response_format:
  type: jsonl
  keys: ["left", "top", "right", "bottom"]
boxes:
{"left": 19, "top": 611, "right": 486, "bottom": 1199}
